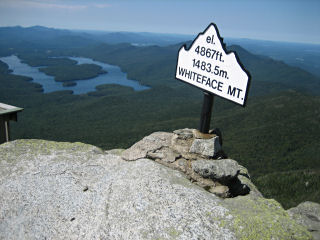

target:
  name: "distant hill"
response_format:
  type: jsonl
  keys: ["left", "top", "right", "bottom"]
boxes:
{"left": 79, "top": 31, "right": 193, "bottom": 46}
{"left": 227, "top": 45, "right": 320, "bottom": 96}
{"left": 227, "top": 38, "right": 320, "bottom": 77}
{"left": 0, "top": 26, "right": 192, "bottom": 49}
{"left": 0, "top": 26, "right": 73, "bottom": 45}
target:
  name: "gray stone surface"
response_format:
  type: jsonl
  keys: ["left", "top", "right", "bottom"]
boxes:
{"left": 189, "top": 137, "right": 221, "bottom": 157}
{"left": 147, "top": 147, "right": 180, "bottom": 163}
{"left": 173, "top": 128, "right": 194, "bottom": 140}
{"left": 105, "top": 148, "right": 125, "bottom": 156}
{"left": 288, "top": 201, "right": 320, "bottom": 239}
{"left": 121, "top": 132, "right": 173, "bottom": 161}
{"left": 170, "top": 133, "right": 194, "bottom": 159}
{"left": 0, "top": 138, "right": 313, "bottom": 239}
{"left": 173, "top": 158, "right": 188, "bottom": 173}
{"left": 192, "top": 159, "right": 240, "bottom": 184}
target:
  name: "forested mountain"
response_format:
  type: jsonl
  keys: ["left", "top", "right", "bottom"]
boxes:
{"left": 227, "top": 38, "right": 320, "bottom": 77}
{"left": 0, "top": 25, "right": 319, "bottom": 208}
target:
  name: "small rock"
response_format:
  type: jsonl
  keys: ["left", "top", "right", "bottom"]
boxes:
{"left": 209, "top": 185, "right": 230, "bottom": 198}
{"left": 192, "top": 159, "right": 240, "bottom": 184}
{"left": 173, "top": 128, "right": 194, "bottom": 140}
{"left": 172, "top": 158, "right": 188, "bottom": 173}
{"left": 171, "top": 134, "right": 194, "bottom": 155}
{"left": 189, "top": 136, "right": 221, "bottom": 158}
{"left": 194, "top": 177, "right": 216, "bottom": 189}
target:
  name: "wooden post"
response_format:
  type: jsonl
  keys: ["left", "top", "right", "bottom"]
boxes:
{"left": 199, "top": 92, "right": 214, "bottom": 133}
{"left": 0, "top": 103, "right": 23, "bottom": 144}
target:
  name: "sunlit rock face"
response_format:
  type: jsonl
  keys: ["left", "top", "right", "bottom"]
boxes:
{"left": 0, "top": 133, "right": 315, "bottom": 240}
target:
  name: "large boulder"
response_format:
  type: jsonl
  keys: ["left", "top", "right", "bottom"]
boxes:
{"left": 288, "top": 201, "right": 320, "bottom": 240}
{"left": 191, "top": 159, "right": 240, "bottom": 184}
{"left": 0, "top": 139, "right": 313, "bottom": 239}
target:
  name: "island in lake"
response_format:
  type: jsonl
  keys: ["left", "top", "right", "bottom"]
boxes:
{"left": 39, "top": 63, "right": 107, "bottom": 82}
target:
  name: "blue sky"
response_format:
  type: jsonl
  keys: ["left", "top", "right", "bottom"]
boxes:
{"left": 0, "top": 0, "right": 319, "bottom": 44}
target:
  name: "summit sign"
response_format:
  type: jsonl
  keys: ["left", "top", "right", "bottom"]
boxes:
{"left": 176, "top": 23, "right": 250, "bottom": 105}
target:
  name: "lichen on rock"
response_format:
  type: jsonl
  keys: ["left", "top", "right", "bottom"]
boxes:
{"left": 288, "top": 201, "right": 320, "bottom": 239}
{"left": 221, "top": 196, "right": 313, "bottom": 240}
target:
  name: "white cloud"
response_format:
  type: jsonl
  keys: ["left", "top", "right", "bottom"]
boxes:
{"left": 0, "top": 0, "right": 87, "bottom": 10}
{"left": 28, "top": 1, "right": 87, "bottom": 10}
{"left": 93, "top": 3, "right": 111, "bottom": 8}
{"left": 0, "top": 0, "right": 112, "bottom": 10}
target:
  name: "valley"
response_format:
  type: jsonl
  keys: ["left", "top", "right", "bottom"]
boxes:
{"left": 0, "top": 26, "right": 319, "bottom": 209}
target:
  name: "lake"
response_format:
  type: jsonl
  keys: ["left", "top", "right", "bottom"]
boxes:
{"left": 0, "top": 55, "right": 150, "bottom": 94}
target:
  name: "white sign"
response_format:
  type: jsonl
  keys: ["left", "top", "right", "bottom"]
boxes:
{"left": 176, "top": 23, "right": 250, "bottom": 105}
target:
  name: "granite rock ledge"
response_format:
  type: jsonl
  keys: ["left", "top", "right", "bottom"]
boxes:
{"left": 0, "top": 133, "right": 317, "bottom": 240}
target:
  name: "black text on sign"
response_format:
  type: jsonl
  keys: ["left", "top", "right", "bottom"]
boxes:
{"left": 175, "top": 23, "right": 250, "bottom": 105}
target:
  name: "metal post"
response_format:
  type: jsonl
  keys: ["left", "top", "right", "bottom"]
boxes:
{"left": 199, "top": 92, "right": 214, "bottom": 133}
{"left": 5, "top": 121, "right": 10, "bottom": 142}
{"left": 0, "top": 117, "right": 6, "bottom": 143}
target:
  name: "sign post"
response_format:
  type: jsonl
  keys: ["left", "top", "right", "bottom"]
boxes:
{"left": 199, "top": 92, "right": 214, "bottom": 133}
{"left": 175, "top": 23, "right": 250, "bottom": 133}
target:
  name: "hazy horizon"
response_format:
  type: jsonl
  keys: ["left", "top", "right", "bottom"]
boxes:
{"left": 0, "top": 0, "right": 319, "bottom": 44}
{"left": 3, "top": 24, "right": 320, "bottom": 47}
